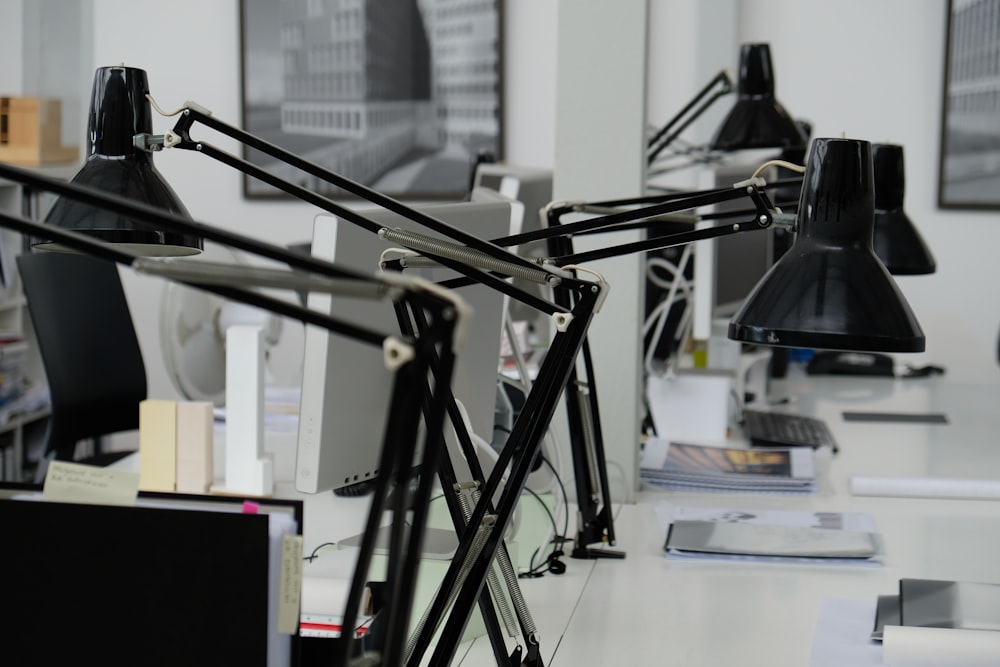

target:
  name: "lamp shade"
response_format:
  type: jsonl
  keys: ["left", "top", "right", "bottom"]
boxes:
{"left": 871, "top": 143, "right": 935, "bottom": 275}
{"left": 710, "top": 43, "right": 806, "bottom": 152}
{"left": 35, "top": 66, "right": 202, "bottom": 256}
{"left": 728, "top": 137, "right": 925, "bottom": 353}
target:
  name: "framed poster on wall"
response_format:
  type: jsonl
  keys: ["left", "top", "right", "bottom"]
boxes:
{"left": 239, "top": 0, "right": 503, "bottom": 200}
{"left": 938, "top": 0, "right": 1000, "bottom": 210}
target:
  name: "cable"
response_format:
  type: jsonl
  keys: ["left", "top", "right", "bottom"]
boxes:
{"left": 519, "top": 486, "right": 565, "bottom": 578}
{"left": 643, "top": 249, "right": 694, "bottom": 376}
{"left": 751, "top": 159, "right": 805, "bottom": 180}
{"left": 304, "top": 542, "right": 338, "bottom": 563}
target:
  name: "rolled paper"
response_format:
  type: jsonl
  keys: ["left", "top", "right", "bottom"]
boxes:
{"left": 849, "top": 475, "right": 1000, "bottom": 501}
{"left": 882, "top": 625, "right": 1000, "bottom": 666}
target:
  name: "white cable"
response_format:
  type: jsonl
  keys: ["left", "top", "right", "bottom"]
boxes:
{"left": 145, "top": 94, "right": 213, "bottom": 118}
{"left": 642, "top": 247, "right": 694, "bottom": 376}
{"left": 750, "top": 159, "right": 806, "bottom": 180}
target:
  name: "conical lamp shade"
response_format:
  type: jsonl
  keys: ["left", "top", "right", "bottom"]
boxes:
{"left": 35, "top": 66, "right": 202, "bottom": 256}
{"left": 710, "top": 43, "right": 806, "bottom": 152}
{"left": 871, "top": 143, "right": 935, "bottom": 275}
{"left": 728, "top": 137, "right": 925, "bottom": 353}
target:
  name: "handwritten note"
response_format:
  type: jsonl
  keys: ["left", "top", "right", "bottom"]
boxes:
{"left": 279, "top": 534, "right": 304, "bottom": 634}
{"left": 43, "top": 460, "right": 140, "bottom": 506}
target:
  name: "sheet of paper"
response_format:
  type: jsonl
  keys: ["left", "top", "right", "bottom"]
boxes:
{"left": 808, "top": 597, "right": 882, "bottom": 667}
{"left": 42, "top": 460, "right": 139, "bottom": 506}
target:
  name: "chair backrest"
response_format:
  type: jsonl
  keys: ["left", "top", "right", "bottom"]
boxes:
{"left": 17, "top": 252, "right": 147, "bottom": 459}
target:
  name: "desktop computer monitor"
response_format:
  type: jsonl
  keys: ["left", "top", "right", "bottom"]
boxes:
{"left": 472, "top": 163, "right": 553, "bottom": 245}
{"left": 471, "top": 164, "right": 554, "bottom": 333}
{"left": 295, "top": 200, "right": 517, "bottom": 494}
{"left": 710, "top": 162, "right": 783, "bottom": 317}
{"left": 2, "top": 487, "right": 303, "bottom": 667}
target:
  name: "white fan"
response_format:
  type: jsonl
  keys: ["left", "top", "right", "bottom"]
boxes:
{"left": 159, "top": 246, "right": 283, "bottom": 405}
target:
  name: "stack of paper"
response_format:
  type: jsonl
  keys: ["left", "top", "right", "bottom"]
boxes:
{"left": 661, "top": 505, "right": 883, "bottom": 566}
{"left": 640, "top": 438, "right": 816, "bottom": 494}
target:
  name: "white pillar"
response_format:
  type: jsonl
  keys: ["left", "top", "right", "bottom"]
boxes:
{"left": 553, "top": 0, "right": 650, "bottom": 501}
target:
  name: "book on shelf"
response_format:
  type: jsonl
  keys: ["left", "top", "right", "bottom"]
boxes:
{"left": 640, "top": 438, "right": 816, "bottom": 493}
{"left": 663, "top": 505, "right": 883, "bottom": 566}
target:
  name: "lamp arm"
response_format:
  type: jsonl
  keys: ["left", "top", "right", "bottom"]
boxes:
{"left": 647, "top": 69, "right": 733, "bottom": 164}
{"left": 153, "top": 119, "right": 584, "bottom": 318}
{"left": 497, "top": 180, "right": 776, "bottom": 250}
{"left": 164, "top": 107, "right": 544, "bottom": 275}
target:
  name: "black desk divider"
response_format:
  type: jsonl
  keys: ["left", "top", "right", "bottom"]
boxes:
{"left": 0, "top": 485, "right": 303, "bottom": 667}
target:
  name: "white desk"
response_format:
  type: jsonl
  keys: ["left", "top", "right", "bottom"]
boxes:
{"left": 460, "top": 368, "right": 1000, "bottom": 666}
{"left": 113, "top": 367, "right": 1000, "bottom": 665}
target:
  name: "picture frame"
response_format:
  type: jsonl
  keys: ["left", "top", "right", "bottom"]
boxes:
{"left": 239, "top": 0, "right": 503, "bottom": 201}
{"left": 938, "top": 0, "right": 1000, "bottom": 210}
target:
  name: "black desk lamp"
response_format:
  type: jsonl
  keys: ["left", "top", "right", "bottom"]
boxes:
{"left": 871, "top": 143, "right": 936, "bottom": 275}
{"left": 38, "top": 66, "right": 201, "bottom": 255}
{"left": 710, "top": 42, "right": 806, "bottom": 152}
{"left": 647, "top": 42, "right": 807, "bottom": 167}
{"left": 728, "top": 138, "right": 925, "bottom": 351}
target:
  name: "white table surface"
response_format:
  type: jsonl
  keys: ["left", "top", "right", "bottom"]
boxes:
{"left": 114, "top": 365, "right": 1000, "bottom": 665}
{"left": 536, "top": 369, "right": 1000, "bottom": 667}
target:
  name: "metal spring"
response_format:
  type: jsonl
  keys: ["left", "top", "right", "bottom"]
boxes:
{"left": 380, "top": 228, "right": 558, "bottom": 286}
{"left": 472, "top": 488, "right": 539, "bottom": 643}
{"left": 403, "top": 513, "right": 497, "bottom": 664}
{"left": 457, "top": 491, "right": 520, "bottom": 640}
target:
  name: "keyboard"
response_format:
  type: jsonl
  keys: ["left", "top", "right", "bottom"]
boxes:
{"left": 741, "top": 409, "right": 837, "bottom": 450}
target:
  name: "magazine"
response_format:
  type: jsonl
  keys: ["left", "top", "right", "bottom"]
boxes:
{"left": 661, "top": 505, "right": 883, "bottom": 566}
{"left": 640, "top": 438, "right": 816, "bottom": 494}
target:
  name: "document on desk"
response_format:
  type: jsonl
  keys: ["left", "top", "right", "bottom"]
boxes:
{"left": 661, "top": 504, "right": 882, "bottom": 566}
{"left": 640, "top": 438, "right": 816, "bottom": 494}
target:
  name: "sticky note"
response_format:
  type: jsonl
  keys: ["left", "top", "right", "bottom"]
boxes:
{"left": 279, "top": 534, "right": 304, "bottom": 634}
{"left": 43, "top": 460, "right": 140, "bottom": 506}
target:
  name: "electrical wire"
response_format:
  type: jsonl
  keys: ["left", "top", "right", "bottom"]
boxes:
{"left": 643, "top": 250, "right": 694, "bottom": 377}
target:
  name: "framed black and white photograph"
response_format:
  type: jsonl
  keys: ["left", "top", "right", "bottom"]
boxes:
{"left": 239, "top": 0, "right": 503, "bottom": 200}
{"left": 938, "top": 0, "right": 1000, "bottom": 210}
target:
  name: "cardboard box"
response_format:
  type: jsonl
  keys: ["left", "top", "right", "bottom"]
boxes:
{"left": 0, "top": 97, "right": 78, "bottom": 166}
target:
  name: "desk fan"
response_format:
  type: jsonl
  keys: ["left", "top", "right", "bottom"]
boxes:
{"left": 159, "top": 246, "right": 283, "bottom": 405}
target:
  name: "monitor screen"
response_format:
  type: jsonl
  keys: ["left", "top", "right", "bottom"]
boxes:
{"left": 1, "top": 489, "right": 302, "bottom": 667}
{"left": 710, "top": 162, "right": 780, "bottom": 318}
{"left": 295, "top": 200, "right": 516, "bottom": 493}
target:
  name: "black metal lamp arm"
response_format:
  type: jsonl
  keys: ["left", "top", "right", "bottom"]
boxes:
{"left": 647, "top": 69, "right": 733, "bottom": 164}
{"left": 153, "top": 106, "right": 586, "bottom": 318}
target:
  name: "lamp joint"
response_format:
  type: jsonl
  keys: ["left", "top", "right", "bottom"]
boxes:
{"left": 772, "top": 212, "right": 797, "bottom": 232}
{"left": 133, "top": 130, "right": 182, "bottom": 153}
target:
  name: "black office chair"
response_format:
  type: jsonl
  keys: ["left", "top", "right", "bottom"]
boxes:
{"left": 17, "top": 251, "right": 147, "bottom": 469}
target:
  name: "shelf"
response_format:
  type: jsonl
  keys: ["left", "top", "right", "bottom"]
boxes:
{"left": 0, "top": 406, "right": 50, "bottom": 436}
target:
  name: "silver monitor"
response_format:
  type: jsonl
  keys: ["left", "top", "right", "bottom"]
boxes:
{"left": 295, "top": 200, "right": 516, "bottom": 493}
{"left": 472, "top": 163, "right": 553, "bottom": 242}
